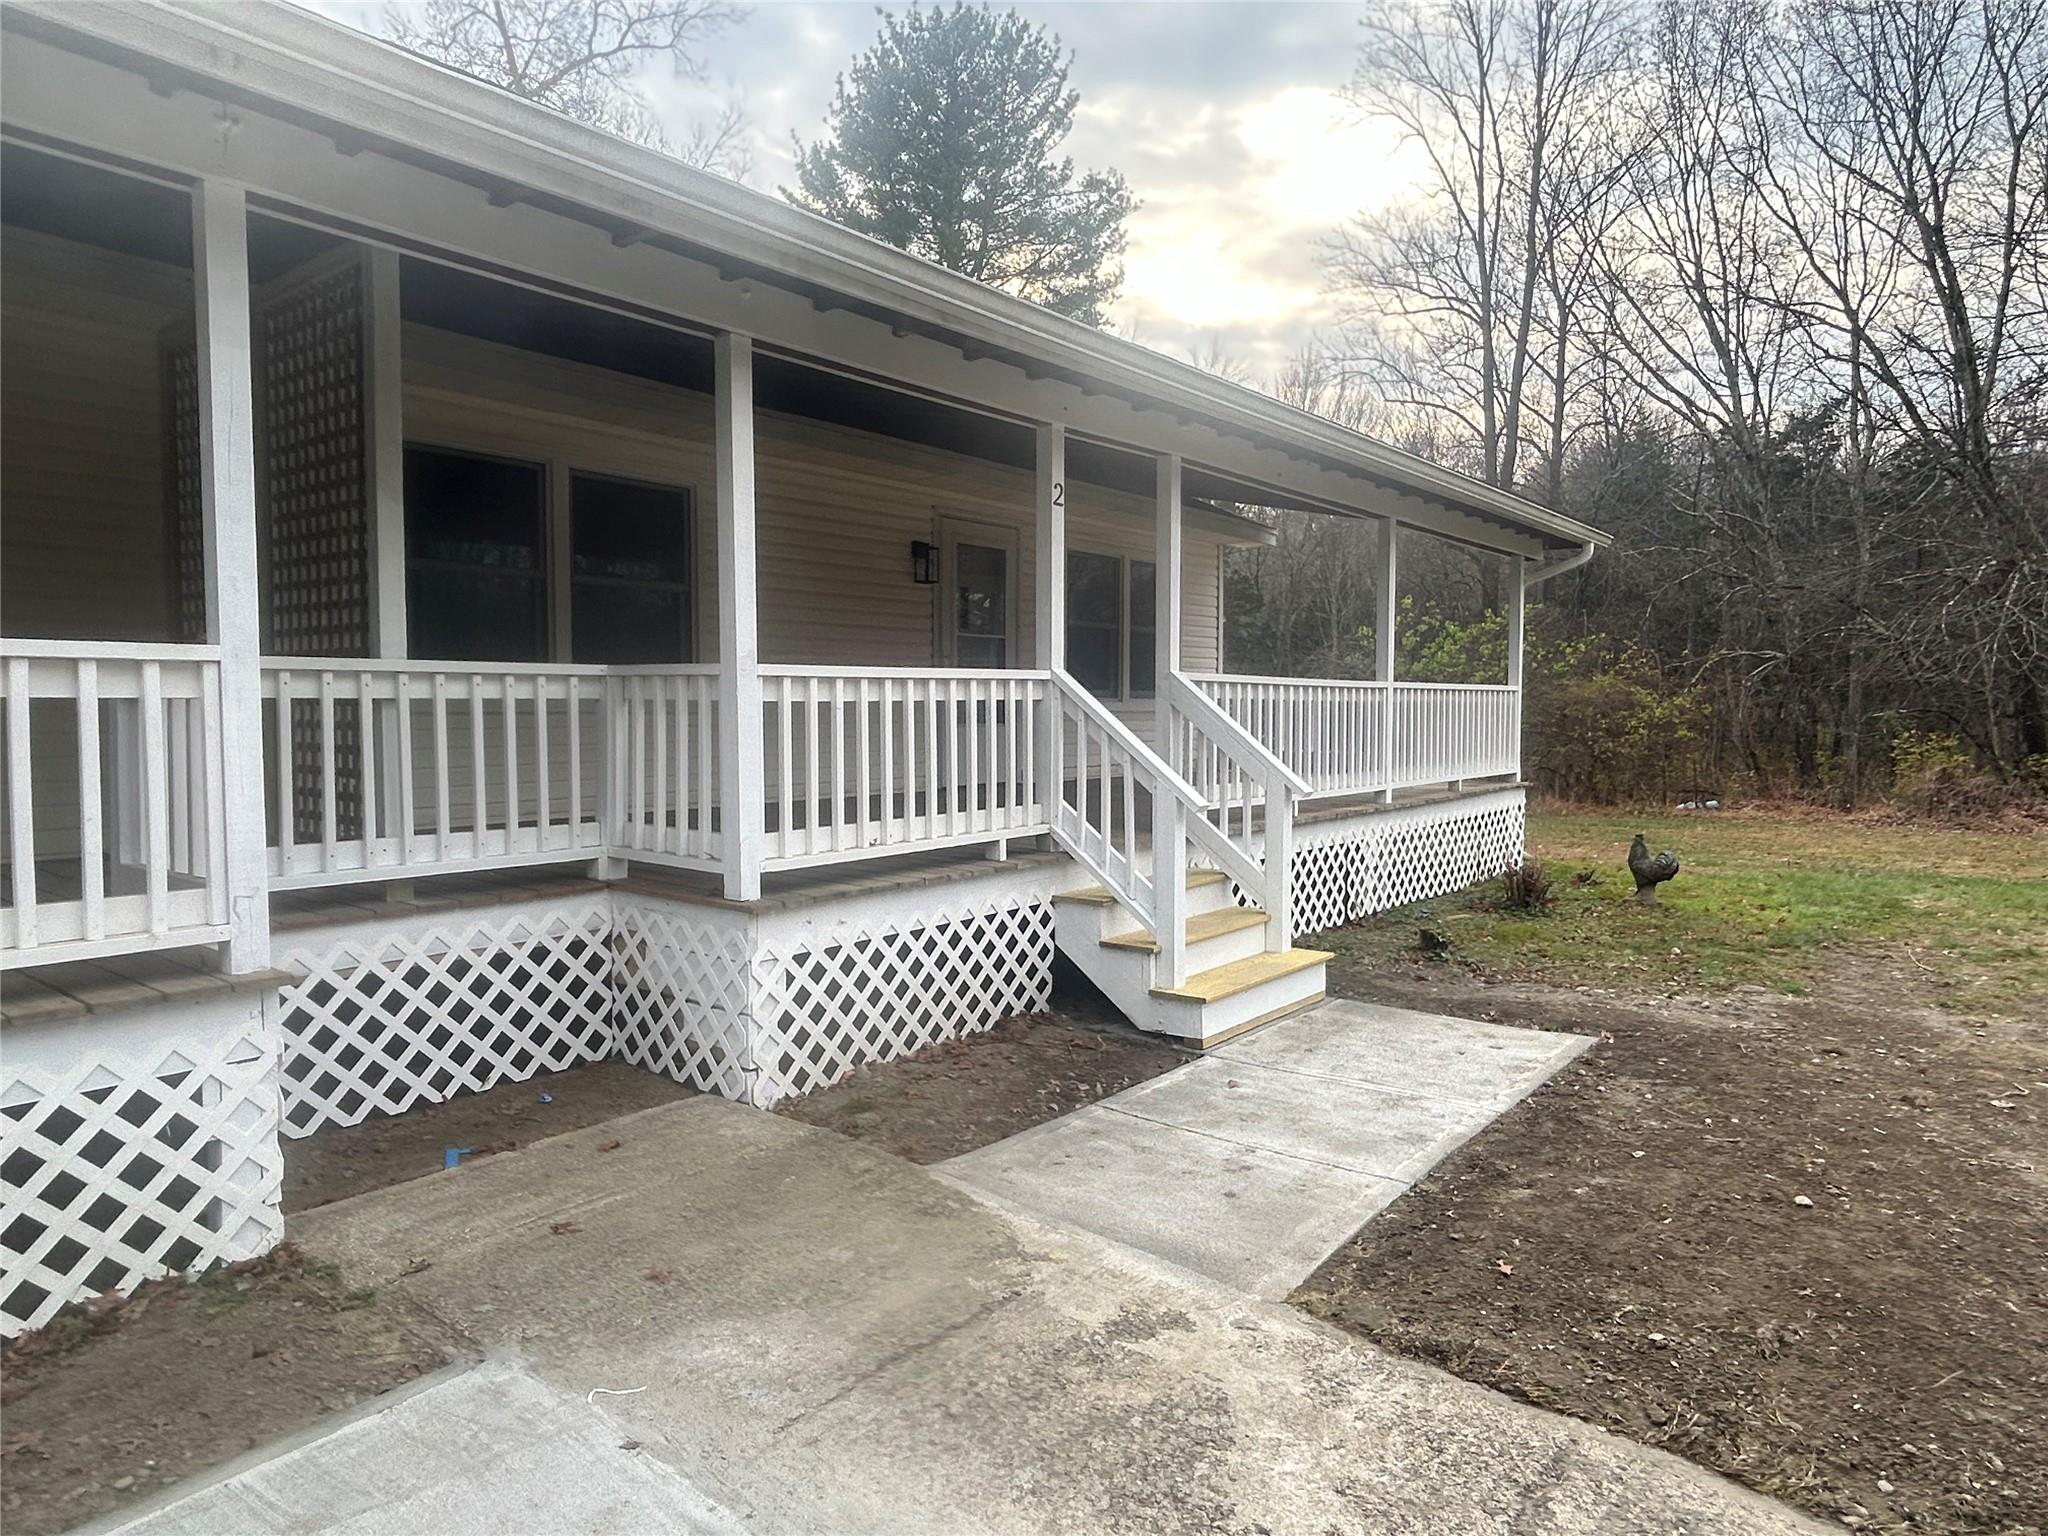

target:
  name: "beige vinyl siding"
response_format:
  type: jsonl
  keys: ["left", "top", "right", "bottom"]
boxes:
{"left": 1, "top": 228, "right": 186, "bottom": 643}
{"left": 402, "top": 326, "right": 1239, "bottom": 709}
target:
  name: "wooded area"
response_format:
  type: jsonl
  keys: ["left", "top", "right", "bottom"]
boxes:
{"left": 1224, "top": 0, "right": 2045, "bottom": 810}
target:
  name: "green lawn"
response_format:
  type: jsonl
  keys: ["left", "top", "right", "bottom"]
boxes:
{"left": 1319, "top": 807, "right": 2048, "bottom": 1011}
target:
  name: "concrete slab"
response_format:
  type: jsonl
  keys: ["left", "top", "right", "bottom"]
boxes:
{"left": 277, "top": 1096, "right": 1825, "bottom": 1536}
{"left": 940, "top": 1105, "right": 1407, "bottom": 1296}
{"left": 1106, "top": 1055, "right": 1482, "bottom": 1180}
{"left": 941, "top": 1000, "right": 1595, "bottom": 1297}
{"left": 1214, "top": 995, "right": 1590, "bottom": 1106}
{"left": 98, "top": 1359, "right": 747, "bottom": 1536}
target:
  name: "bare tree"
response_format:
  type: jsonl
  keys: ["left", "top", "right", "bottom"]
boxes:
{"left": 386, "top": 0, "right": 751, "bottom": 176}
{"left": 1330, "top": 0, "right": 1636, "bottom": 501}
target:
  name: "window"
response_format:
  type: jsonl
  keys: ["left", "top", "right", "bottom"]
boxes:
{"left": 404, "top": 446, "right": 546, "bottom": 661}
{"left": 1066, "top": 551, "right": 1159, "bottom": 701}
{"left": 951, "top": 539, "right": 1009, "bottom": 667}
{"left": 1129, "top": 559, "right": 1157, "bottom": 698}
{"left": 569, "top": 472, "right": 692, "bottom": 664}
{"left": 1066, "top": 550, "right": 1122, "bottom": 696}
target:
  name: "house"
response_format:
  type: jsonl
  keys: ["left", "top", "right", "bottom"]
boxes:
{"left": 0, "top": 0, "right": 1608, "bottom": 1337}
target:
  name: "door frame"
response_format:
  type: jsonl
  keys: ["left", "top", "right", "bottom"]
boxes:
{"left": 935, "top": 515, "right": 1021, "bottom": 668}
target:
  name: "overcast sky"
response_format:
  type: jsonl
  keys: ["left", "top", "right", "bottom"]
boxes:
{"left": 311, "top": 2, "right": 1424, "bottom": 377}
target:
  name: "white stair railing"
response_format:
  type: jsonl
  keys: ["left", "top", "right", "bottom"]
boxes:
{"left": 1160, "top": 672, "right": 1310, "bottom": 951}
{"left": 1046, "top": 670, "right": 1270, "bottom": 989}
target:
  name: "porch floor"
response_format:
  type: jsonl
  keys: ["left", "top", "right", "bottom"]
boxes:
{"left": 0, "top": 950, "right": 293, "bottom": 1027}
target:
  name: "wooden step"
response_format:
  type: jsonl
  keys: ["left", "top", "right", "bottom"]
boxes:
{"left": 1053, "top": 867, "right": 1229, "bottom": 907}
{"left": 1149, "top": 947, "right": 1334, "bottom": 1004}
{"left": 1100, "top": 905, "right": 1268, "bottom": 953}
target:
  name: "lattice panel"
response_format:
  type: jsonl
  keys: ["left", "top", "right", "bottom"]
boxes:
{"left": 259, "top": 260, "right": 372, "bottom": 844}
{"left": 273, "top": 901, "right": 616, "bottom": 1138}
{"left": 611, "top": 901, "right": 755, "bottom": 1101}
{"left": 2, "top": 1030, "right": 283, "bottom": 1338}
{"left": 751, "top": 896, "right": 1055, "bottom": 1107}
{"left": 1237, "top": 792, "right": 1528, "bottom": 938}
{"left": 164, "top": 335, "right": 207, "bottom": 645}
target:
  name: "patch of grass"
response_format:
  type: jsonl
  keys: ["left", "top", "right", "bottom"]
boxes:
{"left": 1321, "top": 807, "right": 2048, "bottom": 1009}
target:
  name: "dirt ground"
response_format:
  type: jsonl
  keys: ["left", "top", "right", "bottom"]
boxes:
{"left": 0, "top": 1247, "right": 460, "bottom": 1536}
{"left": 1298, "top": 951, "right": 2046, "bottom": 1536}
{"left": 776, "top": 994, "right": 1189, "bottom": 1162}
{"left": 1, "top": 1061, "right": 694, "bottom": 1532}
{"left": 285, "top": 1058, "right": 696, "bottom": 1212}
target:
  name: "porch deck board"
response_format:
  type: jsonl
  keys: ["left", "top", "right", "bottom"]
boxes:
{"left": 0, "top": 949, "right": 292, "bottom": 1027}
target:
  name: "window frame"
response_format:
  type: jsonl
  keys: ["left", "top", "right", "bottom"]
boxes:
{"left": 400, "top": 434, "right": 698, "bottom": 665}
{"left": 401, "top": 442, "right": 551, "bottom": 664}
{"left": 566, "top": 468, "right": 696, "bottom": 665}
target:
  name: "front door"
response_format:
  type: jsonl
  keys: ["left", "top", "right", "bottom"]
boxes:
{"left": 938, "top": 517, "right": 1018, "bottom": 668}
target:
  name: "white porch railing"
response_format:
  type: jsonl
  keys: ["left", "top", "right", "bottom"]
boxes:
{"left": 759, "top": 667, "right": 1051, "bottom": 870}
{"left": 1186, "top": 675, "right": 1520, "bottom": 798}
{"left": 262, "top": 659, "right": 611, "bottom": 889}
{"left": 607, "top": 666, "right": 723, "bottom": 873}
{"left": 2, "top": 641, "right": 229, "bottom": 967}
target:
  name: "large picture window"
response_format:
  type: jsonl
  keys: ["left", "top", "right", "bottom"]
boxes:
{"left": 1066, "top": 549, "right": 1158, "bottom": 701}
{"left": 404, "top": 446, "right": 547, "bottom": 662}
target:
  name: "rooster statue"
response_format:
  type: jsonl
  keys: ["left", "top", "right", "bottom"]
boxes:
{"left": 1628, "top": 833, "right": 1681, "bottom": 904}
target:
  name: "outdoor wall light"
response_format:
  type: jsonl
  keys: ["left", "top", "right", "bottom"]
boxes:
{"left": 910, "top": 539, "right": 938, "bottom": 584}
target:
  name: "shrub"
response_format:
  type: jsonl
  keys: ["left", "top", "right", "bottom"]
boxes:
{"left": 1499, "top": 858, "right": 1554, "bottom": 911}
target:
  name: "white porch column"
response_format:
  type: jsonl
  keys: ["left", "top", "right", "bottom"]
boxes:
{"left": 1507, "top": 554, "right": 1526, "bottom": 780}
{"left": 364, "top": 246, "right": 407, "bottom": 659}
{"left": 716, "top": 331, "right": 765, "bottom": 901}
{"left": 1035, "top": 424, "right": 1066, "bottom": 670}
{"left": 1375, "top": 517, "right": 1398, "bottom": 805}
{"left": 1153, "top": 453, "right": 1182, "bottom": 752}
{"left": 192, "top": 181, "right": 272, "bottom": 972}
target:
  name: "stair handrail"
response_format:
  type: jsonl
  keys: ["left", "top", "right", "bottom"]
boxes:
{"left": 1162, "top": 671, "right": 1305, "bottom": 951}
{"left": 1046, "top": 668, "right": 1268, "bottom": 989}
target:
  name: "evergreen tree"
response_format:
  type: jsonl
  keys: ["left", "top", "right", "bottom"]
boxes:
{"left": 788, "top": 3, "right": 1135, "bottom": 325}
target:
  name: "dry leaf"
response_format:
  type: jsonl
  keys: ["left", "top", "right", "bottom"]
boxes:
{"left": 1495, "top": 1260, "right": 1516, "bottom": 1276}
{"left": 548, "top": 1221, "right": 581, "bottom": 1236}
{"left": 597, "top": 1139, "right": 623, "bottom": 1153}
{"left": 644, "top": 1265, "right": 673, "bottom": 1286}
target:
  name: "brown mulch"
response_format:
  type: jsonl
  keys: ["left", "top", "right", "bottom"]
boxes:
{"left": 776, "top": 999, "right": 1188, "bottom": 1163}
{"left": 0, "top": 1246, "right": 460, "bottom": 1536}
{"left": 1296, "top": 955, "right": 2046, "bottom": 1536}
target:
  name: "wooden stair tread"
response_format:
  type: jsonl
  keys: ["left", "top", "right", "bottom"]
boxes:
{"left": 1054, "top": 868, "right": 1229, "bottom": 907}
{"left": 1149, "top": 947, "right": 1334, "bottom": 1004}
{"left": 1101, "top": 906, "right": 1268, "bottom": 953}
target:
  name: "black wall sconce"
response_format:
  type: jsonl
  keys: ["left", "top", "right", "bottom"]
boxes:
{"left": 910, "top": 539, "right": 938, "bottom": 584}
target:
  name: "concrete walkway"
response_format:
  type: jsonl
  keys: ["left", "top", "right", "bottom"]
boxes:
{"left": 112, "top": 1096, "right": 1824, "bottom": 1536}
{"left": 944, "top": 998, "right": 1593, "bottom": 1297}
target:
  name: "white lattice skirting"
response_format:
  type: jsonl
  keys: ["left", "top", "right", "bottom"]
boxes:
{"left": 614, "top": 873, "right": 1060, "bottom": 1108}
{"left": 1280, "top": 787, "right": 1528, "bottom": 936}
{"left": 273, "top": 898, "right": 617, "bottom": 1138}
{"left": 2, "top": 993, "right": 285, "bottom": 1337}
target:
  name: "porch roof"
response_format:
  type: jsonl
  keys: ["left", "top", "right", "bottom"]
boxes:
{"left": 3, "top": 0, "right": 1609, "bottom": 561}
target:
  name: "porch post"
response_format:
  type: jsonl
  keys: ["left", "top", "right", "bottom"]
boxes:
{"left": 1153, "top": 453, "right": 1182, "bottom": 752}
{"left": 1375, "top": 517, "right": 1397, "bottom": 805}
{"left": 192, "top": 181, "right": 272, "bottom": 972}
{"left": 1035, "top": 424, "right": 1066, "bottom": 670}
{"left": 1507, "top": 554, "right": 1525, "bottom": 780}
{"left": 364, "top": 246, "right": 407, "bottom": 659}
{"left": 716, "top": 331, "right": 765, "bottom": 901}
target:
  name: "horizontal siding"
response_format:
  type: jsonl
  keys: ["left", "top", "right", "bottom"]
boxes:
{"left": 402, "top": 326, "right": 1244, "bottom": 705}
{"left": 0, "top": 229, "right": 188, "bottom": 643}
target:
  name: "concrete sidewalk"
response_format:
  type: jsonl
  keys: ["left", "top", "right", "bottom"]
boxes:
{"left": 943, "top": 998, "right": 1592, "bottom": 1296}
{"left": 190, "top": 1094, "right": 1823, "bottom": 1536}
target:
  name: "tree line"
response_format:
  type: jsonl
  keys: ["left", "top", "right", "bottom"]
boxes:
{"left": 1246, "top": 0, "right": 2045, "bottom": 807}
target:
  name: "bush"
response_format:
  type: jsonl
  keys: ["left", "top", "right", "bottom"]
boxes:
{"left": 1889, "top": 730, "right": 2042, "bottom": 824}
{"left": 1499, "top": 858, "right": 1554, "bottom": 911}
